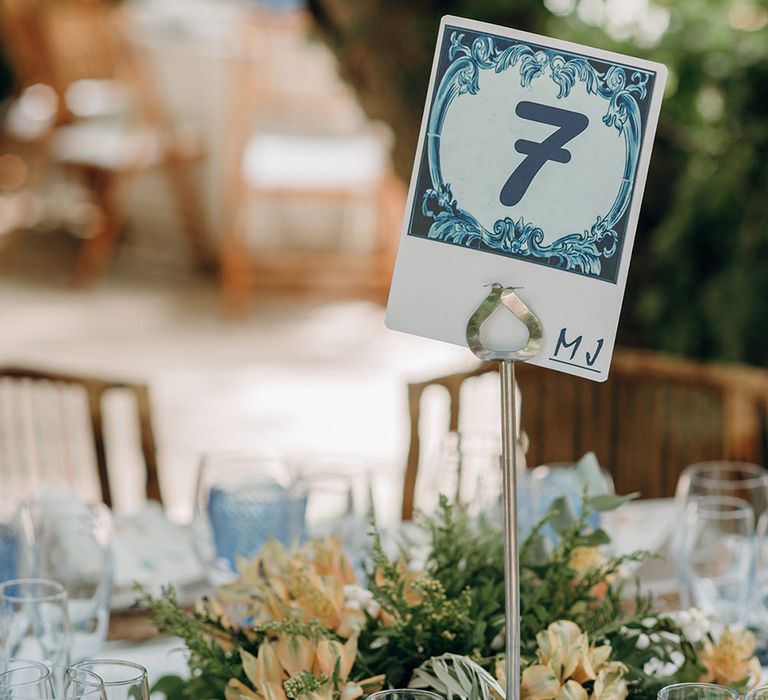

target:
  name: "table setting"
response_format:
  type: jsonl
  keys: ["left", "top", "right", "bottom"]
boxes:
{"left": 1, "top": 5, "right": 766, "bottom": 700}
{"left": 3, "top": 448, "right": 768, "bottom": 700}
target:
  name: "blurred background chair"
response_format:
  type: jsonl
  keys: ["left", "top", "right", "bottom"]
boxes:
{"left": 218, "top": 9, "right": 402, "bottom": 314}
{"left": 0, "top": 0, "right": 215, "bottom": 285}
{"left": 402, "top": 348, "right": 768, "bottom": 519}
{"left": 0, "top": 366, "right": 162, "bottom": 509}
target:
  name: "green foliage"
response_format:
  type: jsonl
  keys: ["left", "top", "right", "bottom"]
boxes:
{"left": 357, "top": 494, "right": 657, "bottom": 688}
{"left": 357, "top": 523, "right": 478, "bottom": 687}
{"left": 135, "top": 585, "right": 249, "bottom": 700}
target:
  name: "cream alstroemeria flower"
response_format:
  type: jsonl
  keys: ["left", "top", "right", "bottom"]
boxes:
{"left": 217, "top": 537, "right": 371, "bottom": 638}
{"left": 226, "top": 634, "right": 384, "bottom": 700}
{"left": 519, "top": 621, "right": 628, "bottom": 700}
{"left": 699, "top": 627, "right": 762, "bottom": 688}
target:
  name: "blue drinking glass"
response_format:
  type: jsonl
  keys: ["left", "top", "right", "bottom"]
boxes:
{"left": 192, "top": 452, "right": 304, "bottom": 583}
{"left": 207, "top": 480, "right": 306, "bottom": 569}
{"left": 0, "top": 499, "right": 32, "bottom": 584}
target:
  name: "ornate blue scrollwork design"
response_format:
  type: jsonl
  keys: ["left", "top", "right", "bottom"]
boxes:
{"left": 421, "top": 31, "right": 650, "bottom": 280}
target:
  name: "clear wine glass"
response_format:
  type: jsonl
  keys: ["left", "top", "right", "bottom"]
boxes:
{"left": 30, "top": 502, "right": 113, "bottom": 662}
{"left": 70, "top": 661, "right": 148, "bottom": 700}
{"left": 367, "top": 691, "right": 445, "bottom": 700}
{"left": 676, "top": 462, "right": 768, "bottom": 518}
{"left": 746, "top": 686, "right": 768, "bottom": 700}
{"left": 417, "top": 431, "right": 505, "bottom": 517}
{"left": 678, "top": 495, "right": 754, "bottom": 626}
{"left": 42, "top": 666, "right": 105, "bottom": 700}
{"left": 675, "top": 461, "right": 768, "bottom": 609}
{"left": 658, "top": 683, "right": 740, "bottom": 700}
{"left": 0, "top": 579, "right": 71, "bottom": 668}
{"left": 0, "top": 660, "right": 53, "bottom": 699}
{"left": 191, "top": 451, "right": 301, "bottom": 584}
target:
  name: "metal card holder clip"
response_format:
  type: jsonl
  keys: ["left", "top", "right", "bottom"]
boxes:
{"left": 466, "top": 283, "right": 543, "bottom": 362}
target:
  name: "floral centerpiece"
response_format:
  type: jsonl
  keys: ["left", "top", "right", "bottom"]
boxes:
{"left": 140, "top": 494, "right": 762, "bottom": 700}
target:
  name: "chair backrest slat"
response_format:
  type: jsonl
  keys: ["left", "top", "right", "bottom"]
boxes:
{"left": 0, "top": 367, "right": 162, "bottom": 507}
{"left": 402, "top": 348, "right": 768, "bottom": 519}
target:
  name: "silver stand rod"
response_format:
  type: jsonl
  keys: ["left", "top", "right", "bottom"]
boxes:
{"left": 465, "top": 283, "right": 543, "bottom": 700}
{"left": 500, "top": 359, "right": 520, "bottom": 700}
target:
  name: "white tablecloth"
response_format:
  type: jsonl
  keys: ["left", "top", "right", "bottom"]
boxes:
{"left": 101, "top": 636, "right": 190, "bottom": 685}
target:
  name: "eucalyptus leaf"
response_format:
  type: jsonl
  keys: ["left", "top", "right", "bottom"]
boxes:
{"left": 574, "top": 451, "right": 607, "bottom": 495}
{"left": 525, "top": 531, "right": 552, "bottom": 561}
{"left": 586, "top": 493, "right": 640, "bottom": 512}
{"left": 575, "top": 528, "right": 611, "bottom": 547}
{"left": 548, "top": 495, "right": 577, "bottom": 533}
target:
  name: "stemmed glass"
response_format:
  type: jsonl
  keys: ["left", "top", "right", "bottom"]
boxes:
{"left": 0, "top": 665, "right": 104, "bottom": 700}
{"left": 657, "top": 683, "right": 740, "bottom": 700}
{"left": 70, "top": 661, "right": 148, "bottom": 700}
{"left": 417, "top": 431, "right": 505, "bottom": 518}
{"left": 0, "top": 579, "right": 71, "bottom": 667}
{"left": 294, "top": 474, "right": 354, "bottom": 539}
{"left": 30, "top": 502, "right": 113, "bottom": 662}
{"left": 678, "top": 495, "right": 754, "bottom": 626}
{"left": 0, "top": 661, "right": 53, "bottom": 699}
{"left": 676, "top": 462, "right": 768, "bottom": 517}
{"left": 675, "top": 461, "right": 768, "bottom": 610}
{"left": 367, "top": 692, "right": 445, "bottom": 700}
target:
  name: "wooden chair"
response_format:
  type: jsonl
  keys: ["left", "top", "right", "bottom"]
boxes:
{"left": 402, "top": 348, "right": 768, "bottom": 519}
{"left": 0, "top": 366, "right": 162, "bottom": 508}
{"left": 219, "top": 10, "right": 403, "bottom": 314}
{"left": 0, "top": 0, "right": 215, "bottom": 285}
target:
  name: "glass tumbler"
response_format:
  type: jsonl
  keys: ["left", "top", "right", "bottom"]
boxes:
{"left": 45, "top": 666, "right": 105, "bottom": 700}
{"left": 658, "top": 683, "right": 740, "bottom": 700}
{"left": 192, "top": 452, "right": 302, "bottom": 584}
{"left": 0, "top": 660, "right": 53, "bottom": 698}
{"left": 678, "top": 495, "right": 754, "bottom": 626}
{"left": 31, "top": 502, "right": 113, "bottom": 662}
{"left": 0, "top": 579, "right": 71, "bottom": 667}
{"left": 71, "top": 661, "right": 148, "bottom": 700}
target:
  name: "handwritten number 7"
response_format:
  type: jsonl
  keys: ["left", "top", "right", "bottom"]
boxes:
{"left": 499, "top": 101, "right": 589, "bottom": 207}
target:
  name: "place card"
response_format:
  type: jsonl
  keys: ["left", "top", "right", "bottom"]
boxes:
{"left": 386, "top": 15, "right": 667, "bottom": 381}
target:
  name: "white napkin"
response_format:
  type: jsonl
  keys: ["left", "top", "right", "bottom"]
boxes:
{"left": 112, "top": 502, "right": 206, "bottom": 608}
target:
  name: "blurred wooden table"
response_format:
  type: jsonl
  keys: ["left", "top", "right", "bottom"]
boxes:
{"left": 108, "top": 610, "right": 162, "bottom": 643}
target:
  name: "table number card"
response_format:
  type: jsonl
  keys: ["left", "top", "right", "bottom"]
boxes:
{"left": 386, "top": 16, "right": 667, "bottom": 381}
